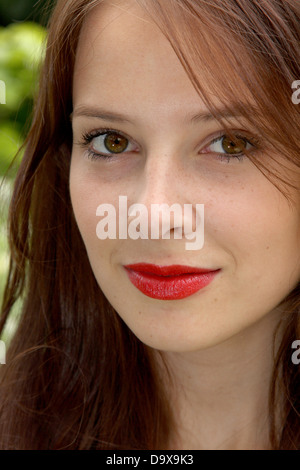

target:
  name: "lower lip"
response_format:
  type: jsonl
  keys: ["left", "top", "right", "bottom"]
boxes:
{"left": 124, "top": 265, "right": 220, "bottom": 300}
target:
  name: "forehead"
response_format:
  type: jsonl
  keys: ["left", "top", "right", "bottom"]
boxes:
{"left": 73, "top": 0, "right": 211, "bottom": 116}
{"left": 72, "top": 0, "right": 260, "bottom": 132}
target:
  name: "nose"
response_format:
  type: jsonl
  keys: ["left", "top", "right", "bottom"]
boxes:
{"left": 137, "top": 150, "right": 180, "bottom": 205}
{"left": 127, "top": 150, "right": 201, "bottom": 243}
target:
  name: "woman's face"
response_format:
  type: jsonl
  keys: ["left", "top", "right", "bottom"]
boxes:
{"left": 70, "top": 0, "right": 300, "bottom": 352}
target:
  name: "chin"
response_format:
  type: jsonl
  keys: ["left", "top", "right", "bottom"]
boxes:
{"left": 125, "top": 322, "right": 228, "bottom": 353}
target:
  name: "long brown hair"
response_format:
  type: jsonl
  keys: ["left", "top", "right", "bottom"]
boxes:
{"left": 0, "top": 0, "right": 299, "bottom": 449}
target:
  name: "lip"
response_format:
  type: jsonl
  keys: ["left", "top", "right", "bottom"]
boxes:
{"left": 124, "top": 263, "right": 220, "bottom": 300}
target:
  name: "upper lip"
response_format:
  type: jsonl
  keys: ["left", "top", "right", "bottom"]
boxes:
{"left": 124, "top": 263, "right": 218, "bottom": 276}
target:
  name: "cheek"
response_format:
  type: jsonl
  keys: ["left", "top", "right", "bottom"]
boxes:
{"left": 206, "top": 183, "right": 300, "bottom": 281}
{"left": 70, "top": 162, "right": 101, "bottom": 252}
{"left": 70, "top": 185, "right": 96, "bottom": 242}
{"left": 206, "top": 179, "right": 295, "bottom": 246}
{"left": 69, "top": 162, "right": 122, "bottom": 272}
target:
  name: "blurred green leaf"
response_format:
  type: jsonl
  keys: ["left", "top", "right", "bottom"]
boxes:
{"left": 0, "top": 21, "right": 47, "bottom": 178}
{"left": 0, "top": 121, "right": 23, "bottom": 177}
{"left": 0, "top": 22, "right": 46, "bottom": 114}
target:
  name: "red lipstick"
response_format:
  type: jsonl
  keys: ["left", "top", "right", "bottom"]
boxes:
{"left": 124, "top": 263, "right": 220, "bottom": 300}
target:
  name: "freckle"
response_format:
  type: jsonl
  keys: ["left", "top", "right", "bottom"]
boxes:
{"left": 266, "top": 246, "right": 269, "bottom": 250}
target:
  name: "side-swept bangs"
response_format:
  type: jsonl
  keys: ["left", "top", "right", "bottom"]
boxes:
{"left": 138, "top": 0, "right": 300, "bottom": 193}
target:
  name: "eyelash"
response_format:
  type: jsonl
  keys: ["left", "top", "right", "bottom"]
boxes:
{"left": 78, "top": 128, "right": 260, "bottom": 163}
{"left": 79, "top": 128, "right": 135, "bottom": 161}
{"left": 208, "top": 133, "right": 260, "bottom": 163}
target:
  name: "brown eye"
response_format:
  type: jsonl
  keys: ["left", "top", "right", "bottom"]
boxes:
{"left": 104, "top": 132, "right": 129, "bottom": 153}
{"left": 222, "top": 135, "right": 247, "bottom": 155}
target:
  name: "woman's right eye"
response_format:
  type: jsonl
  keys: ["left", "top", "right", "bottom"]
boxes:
{"left": 81, "top": 130, "right": 138, "bottom": 160}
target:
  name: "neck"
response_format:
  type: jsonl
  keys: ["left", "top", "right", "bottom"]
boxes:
{"left": 160, "top": 307, "right": 285, "bottom": 450}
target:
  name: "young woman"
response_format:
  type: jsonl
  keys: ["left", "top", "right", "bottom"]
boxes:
{"left": 0, "top": 0, "right": 299, "bottom": 450}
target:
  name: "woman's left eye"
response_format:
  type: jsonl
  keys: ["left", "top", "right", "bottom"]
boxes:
{"left": 200, "top": 133, "right": 256, "bottom": 162}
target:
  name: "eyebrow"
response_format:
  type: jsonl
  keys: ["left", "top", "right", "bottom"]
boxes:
{"left": 72, "top": 106, "right": 134, "bottom": 124}
{"left": 71, "top": 104, "right": 257, "bottom": 124}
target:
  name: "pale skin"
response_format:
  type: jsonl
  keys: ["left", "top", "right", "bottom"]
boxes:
{"left": 70, "top": 0, "right": 300, "bottom": 449}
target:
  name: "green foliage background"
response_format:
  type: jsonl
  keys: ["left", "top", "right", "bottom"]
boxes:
{"left": 0, "top": 1, "right": 50, "bottom": 342}
{"left": 0, "top": 21, "right": 47, "bottom": 177}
